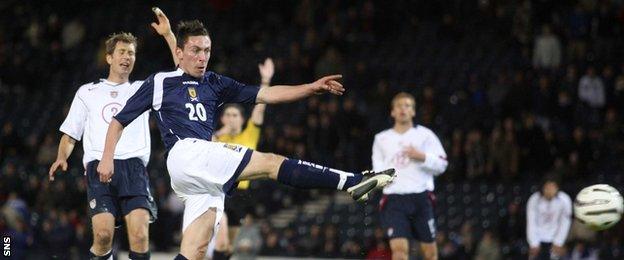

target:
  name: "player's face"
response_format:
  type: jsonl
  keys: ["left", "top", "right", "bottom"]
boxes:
{"left": 178, "top": 36, "right": 211, "bottom": 78}
{"left": 221, "top": 107, "right": 244, "bottom": 129}
{"left": 542, "top": 181, "right": 559, "bottom": 199}
{"left": 106, "top": 42, "right": 136, "bottom": 76}
{"left": 391, "top": 98, "right": 416, "bottom": 123}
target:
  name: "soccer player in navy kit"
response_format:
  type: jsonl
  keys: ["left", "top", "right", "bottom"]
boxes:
{"left": 97, "top": 20, "right": 396, "bottom": 260}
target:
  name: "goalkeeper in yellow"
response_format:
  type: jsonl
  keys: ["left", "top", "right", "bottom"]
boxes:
{"left": 210, "top": 58, "right": 274, "bottom": 260}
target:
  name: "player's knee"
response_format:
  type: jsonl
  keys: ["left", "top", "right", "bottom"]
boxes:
{"left": 197, "top": 248, "right": 208, "bottom": 259}
{"left": 195, "top": 242, "right": 209, "bottom": 259}
{"left": 215, "top": 237, "right": 229, "bottom": 251}
{"left": 391, "top": 251, "right": 409, "bottom": 260}
{"left": 94, "top": 229, "right": 113, "bottom": 247}
{"left": 181, "top": 238, "right": 210, "bottom": 260}
{"left": 423, "top": 253, "right": 438, "bottom": 260}
{"left": 129, "top": 228, "right": 148, "bottom": 248}
{"left": 422, "top": 248, "right": 437, "bottom": 260}
{"left": 390, "top": 242, "right": 408, "bottom": 253}
{"left": 390, "top": 243, "right": 409, "bottom": 260}
{"left": 262, "top": 153, "right": 286, "bottom": 179}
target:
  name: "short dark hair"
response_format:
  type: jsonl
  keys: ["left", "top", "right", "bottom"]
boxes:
{"left": 542, "top": 173, "right": 560, "bottom": 187}
{"left": 176, "top": 20, "right": 209, "bottom": 48}
{"left": 105, "top": 32, "right": 137, "bottom": 55}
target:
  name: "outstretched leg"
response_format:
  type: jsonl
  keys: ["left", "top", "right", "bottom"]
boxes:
{"left": 237, "top": 151, "right": 394, "bottom": 201}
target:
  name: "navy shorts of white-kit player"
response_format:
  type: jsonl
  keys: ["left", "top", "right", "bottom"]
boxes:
{"left": 113, "top": 68, "right": 259, "bottom": 235}
{"left": 379, "top": 192, "right": 436, "bottom": 242}
{"left": 85, "top": 158, "right": 157, "bottom": 224}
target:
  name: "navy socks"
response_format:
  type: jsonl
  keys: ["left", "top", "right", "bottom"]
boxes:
{"left": 174, "top": 254, "right": 188, "bottom": 260}
{"left": 277, "top": 159, "right": 362, "bottom": 191}
{"left": 89, "top": 250, "right": 112, "bottom": 260}
{"left": 129, "top": 251, "right": 150, "bottom": 260}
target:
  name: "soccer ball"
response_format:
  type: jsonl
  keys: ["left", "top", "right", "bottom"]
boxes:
{"left": 574, "top": 184, "right": 623, "bottom": 231}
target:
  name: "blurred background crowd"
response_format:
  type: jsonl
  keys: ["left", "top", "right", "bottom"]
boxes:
{"left": 1, "top": 0, "right": 624, "bottom": 259}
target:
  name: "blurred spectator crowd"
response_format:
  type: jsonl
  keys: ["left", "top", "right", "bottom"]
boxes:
{"left": 1, "top": 0, "right": 624, "bottom": 259}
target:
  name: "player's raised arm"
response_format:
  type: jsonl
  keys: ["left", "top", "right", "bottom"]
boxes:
{"left": 250, "top": 58, "right": 274, "bottom": 125}
{"left": 256, "top": 74, "right": 343, "bottom": 104}
{"left": 151, "top": 7, "right": 179, "bottom": 66}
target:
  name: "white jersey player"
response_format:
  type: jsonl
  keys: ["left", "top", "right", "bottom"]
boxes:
{"left": 48, "top": 8, "right": 177, "bottom": 260}
{"left": 527, "top": 176, "right": 572, "bottom": 260}
{"left": 372, "top": 92, "right": 448, "bottom": 260}
{"left": 60, "top": 79, "right": 151, "bottom": 166}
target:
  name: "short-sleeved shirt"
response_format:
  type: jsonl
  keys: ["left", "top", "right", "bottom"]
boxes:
{"left": 372, "top": 126, "right": 448, "bottom": 194}
{"left": 60, "top": 79, "right": 151, "bottom": 165}
{"left": 114, "top": 68, "right": 259, "bottom": 152}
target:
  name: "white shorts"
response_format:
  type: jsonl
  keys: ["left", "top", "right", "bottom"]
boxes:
{"left": 166, "top": 138, "right": 252, "bottom": 232}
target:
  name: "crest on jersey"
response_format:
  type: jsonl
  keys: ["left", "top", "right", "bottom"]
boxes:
{"left": 188, "top": 86, "right": 199, "bottom": 102}
{"left": 89, "top": 199, "right": 96, "bottom": 209}
{"left": 110, "top": 91, "right": 118, "bottom": 98}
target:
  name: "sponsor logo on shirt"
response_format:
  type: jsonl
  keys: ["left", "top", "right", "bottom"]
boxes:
{"left": 183, "top": 81, "right": 199, "bottom": 85}
{"left": 223, "top": 143, "right": 243, "bottom": 152}
{"left": 110, "top": 91, "right": 118, "bottom": 98}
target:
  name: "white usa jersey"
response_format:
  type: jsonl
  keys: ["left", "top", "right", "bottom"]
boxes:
{"left": 60, "top": 79, "right": 151, "bottom": 166}
{"left": 526, "top": 191, "right": 572, "bottom": 247}
{"left": 372, "top": 126, "right": 448, "bottom": 194}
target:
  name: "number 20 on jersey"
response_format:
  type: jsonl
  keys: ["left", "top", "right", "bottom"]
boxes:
{"left": 185, "top": 103, "right": 207, "bottom": 121}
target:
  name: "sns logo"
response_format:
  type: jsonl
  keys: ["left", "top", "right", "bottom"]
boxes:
{"left": 102, "top": 102, "right": 123, "bottom": 124}
{"left": 3, "top": 236, "right": 10, "bottom": 257}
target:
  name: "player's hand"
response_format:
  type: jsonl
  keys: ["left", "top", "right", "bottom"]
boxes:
{"left": 97, "top": 159, "right": 114, "bottom": 183}
{"left": 151, "top": 7, "right": 173, "bottom": 36}
{"left": 310, "top": 75, "right": 344, "bottom": 95}
{"left": 403, "top": 146, "right": 426, "bottom": 162}
{"left": 551, "top": 245, "right": 566, "bottom": 257}
{"left": 48, "top": 159, "right": 68, "bottom": 181}
{"left": 218, "top": 124, "right": 235, "bottom": 136}
{"left": 258, "top": 58, "right": 274, "bottom": 84}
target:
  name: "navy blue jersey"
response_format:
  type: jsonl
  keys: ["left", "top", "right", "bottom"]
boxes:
{"left": 115, "top": 68, "right": 259, "bottom": 151}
